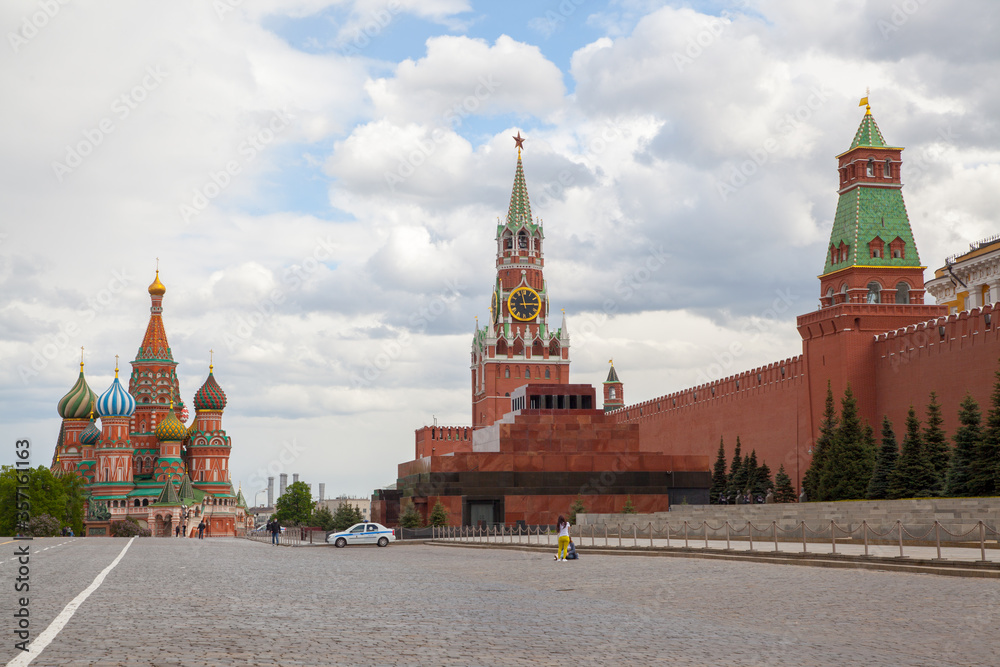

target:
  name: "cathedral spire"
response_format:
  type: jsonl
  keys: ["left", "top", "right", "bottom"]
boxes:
{"left": 137, "top": 268, "right": 172, "bottom": 361}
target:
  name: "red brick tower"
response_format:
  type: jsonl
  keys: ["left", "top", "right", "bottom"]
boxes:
{"left": 128, "top": 270, "right": 186, "bottom": 478}
{"left": 471, "top": 134, "right": 570, "bottom": 428}
{"left": 603, "top": 361, "right": 624, "bottom": 412}
{"left": 797, "top": 100, "right": 946, "bottom": 432}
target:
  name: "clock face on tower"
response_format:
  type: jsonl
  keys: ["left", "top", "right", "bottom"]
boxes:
{"left": 491, "top": 290, "right": 499, "bottom": 322}
{"left": 508, "top": 286, "right": 542, "bottom": 321}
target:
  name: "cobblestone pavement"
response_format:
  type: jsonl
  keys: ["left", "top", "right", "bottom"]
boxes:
{"left": 1, "top": 537, "right": 997, "bottom": 666}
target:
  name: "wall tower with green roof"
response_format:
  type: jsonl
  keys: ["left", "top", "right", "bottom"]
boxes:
{"left": 798, "top": 101, "right": 946, "bottom": 444}
{"left": 819, "top": 102, "right": 927, "bottom": 306}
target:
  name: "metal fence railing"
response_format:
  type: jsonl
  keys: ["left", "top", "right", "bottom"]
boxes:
{"left": 428, "top": 520, "right": 1000, "bottom": 563}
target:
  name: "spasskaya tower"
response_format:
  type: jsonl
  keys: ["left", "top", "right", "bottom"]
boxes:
{"left": 470, "top": 134, "right": 571, "bottom": 428}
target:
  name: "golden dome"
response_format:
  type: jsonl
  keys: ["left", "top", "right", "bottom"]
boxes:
{"left": 148, "top": 270, "right": 166, "bottom": 296}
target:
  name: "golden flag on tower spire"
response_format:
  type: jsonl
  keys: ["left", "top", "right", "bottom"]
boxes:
{"left": 858, "top": 96, "right": 868, "bottom": 107}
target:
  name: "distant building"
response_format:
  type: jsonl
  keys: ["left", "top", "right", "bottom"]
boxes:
{"left": 315, "top": 496, "right": 370, "bottom": 521}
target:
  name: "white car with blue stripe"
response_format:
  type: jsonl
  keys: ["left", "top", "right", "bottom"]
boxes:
{"left": 327, "top": 522, "right": 395, "bottom": 548}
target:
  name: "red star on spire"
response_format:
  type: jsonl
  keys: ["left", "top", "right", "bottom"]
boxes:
{"left": 513, "top": 132, "right": 525, "bottom": 151}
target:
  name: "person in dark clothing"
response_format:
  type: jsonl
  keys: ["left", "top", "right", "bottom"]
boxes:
{"left": 175, "top": 526, "right": 180, "bottom": 537}
{"left": 270, "top": 518, "right": 281, "bottom": 545}
{"left": 197, "top": 520, "right": 206, "bottom": 539}
{"left": 565, "top": 541, "right": 579, "bottom": 560}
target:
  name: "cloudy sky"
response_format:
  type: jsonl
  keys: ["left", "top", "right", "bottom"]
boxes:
{"left": 2, "top": 0, "right": 998, "bottom": 499}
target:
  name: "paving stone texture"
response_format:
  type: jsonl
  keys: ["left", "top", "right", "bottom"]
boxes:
{"left": 0, "top": 537, "right": 997, "bottom": 666}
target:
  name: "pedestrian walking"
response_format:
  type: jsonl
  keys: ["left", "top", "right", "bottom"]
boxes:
{"left": 270, "top": 518, "right": 281, "bottom": 545}
{"left": 175, "top": 526, "right": 180, "bottom": 537}
{"left": 197, "top": 520, "right": 205, "bottom": 539}
{"left": 554, "top": 515, "right": 570, "bottom": 561}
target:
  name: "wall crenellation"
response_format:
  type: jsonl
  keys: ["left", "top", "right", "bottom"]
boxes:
{"left": 611, "top": 355, "right": 804, "bottom": 423}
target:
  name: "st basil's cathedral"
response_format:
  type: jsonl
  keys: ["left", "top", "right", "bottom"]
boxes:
{"left": 50, "top": 271, "right": 250, "bottom": 537}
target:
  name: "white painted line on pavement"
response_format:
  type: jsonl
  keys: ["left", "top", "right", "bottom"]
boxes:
{"left": 6, "top": 537, "right": 136, "bottom": 667}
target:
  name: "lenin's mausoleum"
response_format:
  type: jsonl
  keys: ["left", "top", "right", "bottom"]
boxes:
{"left": 383, "top": 105, "right": 1000, "bottom": 527}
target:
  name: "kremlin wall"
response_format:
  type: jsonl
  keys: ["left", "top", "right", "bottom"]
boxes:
{"left": 383, "top": 104, "right": 1000, "bottom": 527}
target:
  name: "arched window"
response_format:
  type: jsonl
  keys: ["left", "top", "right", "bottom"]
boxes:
{"left": 518, "top": 230, "right": 528, "bottom": 249}
{"left": 866, "top": 281, "right": 881, "bottom": 303}
{"left": 525, "top": 368, "right": 531, "bottom": 379}
{"left": 142, "top": 499, "right": 148, "bottom": 506}
{"left": 610, "top": 388, "right": 616, "bottom": 399}
{"left": 867, "top": 158, "right": 874, "bottom": 176}
{"left": 884, "top": 159, "right": 891, "bottom": 178}
{"left": 895, "top": 282, "right": 910, "bottom": 304}
{"left": 504, "top": 367, "right": 510, "bottom": 379}
{"left": 503, "top": 231, "right": 513, "bottom": 250}
{"left": 545, "top": 367, "right": 550, "bottom": 379}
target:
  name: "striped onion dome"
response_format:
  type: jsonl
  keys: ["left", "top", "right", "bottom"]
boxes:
{"left": 193, "top": 369, "right": 227, "bottom": 411}
{"left": 79, "top": 418, "right": 101, "bottom": 445}
{"left": 97, "top": 370, "right": 136, "bottom": 418}
{"left": 57, "top": 365, "right": 98, "bottom": 419}
{"left": 155, "top": 406, "right": 187, "bottom": 442}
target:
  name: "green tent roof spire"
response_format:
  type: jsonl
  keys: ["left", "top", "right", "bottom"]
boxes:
{"left": 849, "top": 110, "right": 888, "bottom": 150}
{"left": 155, "top": 479, "right": 181, "bottom": 505}
{"left": 506, "top": 133, "right": 533, "bottom": 226}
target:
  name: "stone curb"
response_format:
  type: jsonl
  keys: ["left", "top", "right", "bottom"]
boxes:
{"left": 423, "top": 540, "right": 1000, "bottom": 579}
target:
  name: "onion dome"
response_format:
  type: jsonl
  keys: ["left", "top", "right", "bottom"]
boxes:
{"left": 148, "top": 269, "right": 166, "bottom": 296}
{"left": 155, "top": 404, "right": 187, "bottom": 441}
{"left": 58, "top": 364, "right": 98, "bottom": 419}
{"left": 97, "top": 364, "right": 136, "bottom": 418}
{"left": 79, "top": 417, "right": 101, "bottom": 446}
{"left": 193, "top": 367, "right": 227, "bottom": 411}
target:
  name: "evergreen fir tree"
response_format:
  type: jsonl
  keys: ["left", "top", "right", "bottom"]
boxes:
{"left": 970, "top": 363, "right": 1000, "bottom": 496}
{"left": 922, "top": 392, "right": 949, "bottom": 495}
{"left": 867, "top": 415, "right": 898, "bottom": 500}
{"left": 428, "top": 501, "right": 448, "bottom": 527}
{"left": 773, "top": 464, "right": 797, "bottom": 503}
{"left": 568, "top": 497, "right": 586, "bottom": 524}
{"left": 888, "top": 407, "right": 936, "bottom": 498}
{"left": 755, "top": 462, "right": 773, "bottom": 497}
{"left": 726, "top": 437, "right": 743, "bottom": 498}
{"left": 622, "top": 496, "right": 637, "bottom": 514}
{"left": 820, "top": 385, "right": 874, "bottom": 501}
{"left": 803, "top": 382, "right": 838, "bottom": 501}
{"left": 732, "top": 452, "right": 751, "bottom": 498}
{"left": 710, "top": 437, "right": 728, "bottom": 503}
{"left": 946, "top": 394, "right": 982, "bottom": 497}
{"left": 743, "top": 450, "right": 759, "bottom": 496}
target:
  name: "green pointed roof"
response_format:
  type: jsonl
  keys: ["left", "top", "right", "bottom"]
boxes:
{"left": 155, "top": 479, "right": 181, "bottom": 505}
{"left": 605, "top": 365, "right": 620, "bottom": 383}
{"left": 236, "top": 488, "right": 248, "bottom": 508}
{"left": 177, "top": 474, "right": 195, "bottom": 500}
{"left": 849, "top": 110, "right": 888, "bottom": 150}
{"left": 507, "top": 153, "right": 532, "bottom": 225}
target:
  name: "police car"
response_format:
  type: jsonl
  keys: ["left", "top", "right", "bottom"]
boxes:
{"left": 327, "top": 522, "right": 395, "bottom": 548}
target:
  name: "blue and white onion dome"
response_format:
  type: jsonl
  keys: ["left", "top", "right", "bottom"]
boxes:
{"left": 96, "top": 361, "right": 136, "bottom": 418}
